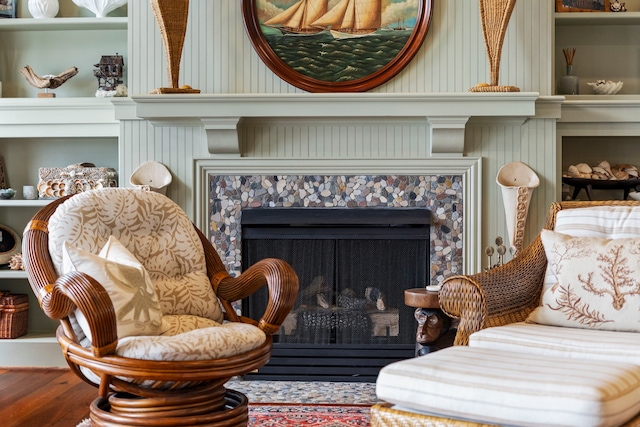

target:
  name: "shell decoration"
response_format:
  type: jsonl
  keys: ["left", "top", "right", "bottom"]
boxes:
{"left": 72, "top": 0, "right": 127, "bottom": 18}
{"left": 28, "top": 0, "right": 59, "bottom": 19}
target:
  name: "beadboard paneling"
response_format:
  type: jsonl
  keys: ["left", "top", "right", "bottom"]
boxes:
{"left": 129, "top": 0, "right": 553, "bottom": 95}
{"left": 466, "top": 118, "right": 557, "bottom": 265}
{"left": 123, "top": 0, "right": 558, "bottom": 270}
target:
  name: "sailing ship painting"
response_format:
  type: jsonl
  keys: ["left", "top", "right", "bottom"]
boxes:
{"left": 264, "top": 0, "right": 328, "bottom": 35}
{"left": 265, "top": 0, "right": 382, "bottom": 39}
{"left": 243, "top": 0, "right": 432, "bottom": 91}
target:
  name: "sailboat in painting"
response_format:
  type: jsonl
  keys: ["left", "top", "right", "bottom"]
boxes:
{"left": 311, "top": 0, "right": 381, "bottom": 39}
{"left": 264, "top": 0, "right": 328, "bottom": 35}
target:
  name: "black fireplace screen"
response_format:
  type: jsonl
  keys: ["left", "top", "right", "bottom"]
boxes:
{"left": 240, "top": 208, "right": 430, "bottom": 381}
{"left": 243, "top": 237, "right": 427, "bottom": 346}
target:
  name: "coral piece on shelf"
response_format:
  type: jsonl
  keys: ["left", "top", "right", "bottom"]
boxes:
{"left": 9, "top": 253, "right": 23, "bottom": 271}
{"left": 28, "top": 0, "right": 59, "bottom": 19}
{"left": 587, "top": 80, "right": 623, "bottom": 95}
{"left": 72, "top": 0, "right": 127, "bottom": 18}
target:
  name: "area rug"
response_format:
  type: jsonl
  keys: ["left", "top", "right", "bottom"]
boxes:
{"left": 77, "top": 404, "right": 371, "bottom": 426}
{"left": 249, "top": 403, "right": 371, "bottom": 426}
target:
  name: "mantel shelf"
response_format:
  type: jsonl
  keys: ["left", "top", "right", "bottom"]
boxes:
{"left": 126, "top": 93, "right": 542, "bottom": 157}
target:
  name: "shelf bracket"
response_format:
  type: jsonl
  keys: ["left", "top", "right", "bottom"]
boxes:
{"left": 202, "top": 117, "right": 242, "bottom": 157}
{"left": 428, "top": 117, "right": 470, "bottom": 157}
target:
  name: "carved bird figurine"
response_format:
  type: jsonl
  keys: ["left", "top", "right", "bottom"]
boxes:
{"left": 19, "top": 65, "right": 78, "bottom": 90}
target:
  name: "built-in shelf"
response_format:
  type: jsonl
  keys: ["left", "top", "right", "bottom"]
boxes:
{"left": 0, "top": 97, "right": 119, "bottom": 138}
{"left": 555, "top": 11, "right": 640, "bottom": 26}
{"left": 0, "top": 17, "right": 127, "bottom": 32}
{"left": 0, "top": 270, "right": 28, "bottom": 279}
{"left": 0, "top": 199, "right": 51, "bottom": 207}
{"left": 559, "top": 96, "right": 640, "bottom": 124}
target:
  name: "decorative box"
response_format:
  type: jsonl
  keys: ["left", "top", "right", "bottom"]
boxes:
{"left": 38, "top": 162, "right": 117, "bottom": 198}
{"left": 0, "top": 292, "right": 29, "bottom": 339}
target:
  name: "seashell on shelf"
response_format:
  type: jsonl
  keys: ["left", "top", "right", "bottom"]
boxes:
{"left": 587, "top": 80, "right": 623, "bottom": 95}
{"left": 28, "top": 0, "right": 60, "bottom": 19}
{"left": 72, "top": 0, "right": 127, "bottom": 18}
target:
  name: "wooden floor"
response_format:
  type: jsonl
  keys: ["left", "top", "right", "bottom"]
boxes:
{"left": 0, "top": 368, "right": 96, "bottom": 427}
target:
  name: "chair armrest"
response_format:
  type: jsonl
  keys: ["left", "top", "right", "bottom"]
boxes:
{"left": 52, "top": 272, "right": 119, "bottom": 357}
{"left": 440, "top": 234, "right": 548, "bottom": 346}
{"left": 215, "top": 258, "right": 299, "bottom": 335}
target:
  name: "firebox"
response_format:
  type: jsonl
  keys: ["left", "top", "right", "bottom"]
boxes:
{"left": 241, "top": 208, "right": 430, "bottom": 382}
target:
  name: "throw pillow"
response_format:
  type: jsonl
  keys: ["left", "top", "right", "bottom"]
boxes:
{"left": 62, "top": 236, "right": 164, "bottom": 341}
{"left": 527, "top": 230, "right": 640, "bottom": 332}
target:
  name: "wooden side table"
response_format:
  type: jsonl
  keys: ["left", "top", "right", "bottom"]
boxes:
{"left": 404, "top": 288, "right": 454, "bottom": 356}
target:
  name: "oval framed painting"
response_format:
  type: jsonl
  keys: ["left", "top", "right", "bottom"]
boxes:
{"left": 241, "top": 0, "right": 434, "bottom": 93}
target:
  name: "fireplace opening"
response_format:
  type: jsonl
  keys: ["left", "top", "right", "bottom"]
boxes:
{"left": 241, "top": 208, "right": 430, "bottom": 382}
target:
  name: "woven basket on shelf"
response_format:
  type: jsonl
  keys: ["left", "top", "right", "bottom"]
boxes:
{"left": 0, "top": 292, "right": 28, "bottom": 339}
{"left": 469, "top": 0, "right": 520, "bottom": 93}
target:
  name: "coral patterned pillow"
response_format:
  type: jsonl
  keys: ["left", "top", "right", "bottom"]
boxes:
{"left": 528, "top": 230, "right": 640, "bottom": 332}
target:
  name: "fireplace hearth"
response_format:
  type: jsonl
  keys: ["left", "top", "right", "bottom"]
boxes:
{"left": 241, "top": 208, "right": 430, "bottom": 382}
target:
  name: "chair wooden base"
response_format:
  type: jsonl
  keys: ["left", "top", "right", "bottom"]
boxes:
{"left": 90, "top": 388, "right": 248, "bottom": 426}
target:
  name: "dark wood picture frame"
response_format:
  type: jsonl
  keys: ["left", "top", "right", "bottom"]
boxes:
{"left": 241, "top": 0, "right": 434, "bottom": 93}
{"left": 0, "top": 0, "right": 16, "bottom": 18}
{"left": 556, "top": 0, "right": 609, "bottom": 12}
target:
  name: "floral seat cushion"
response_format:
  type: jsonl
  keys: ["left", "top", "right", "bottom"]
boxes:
{"left": 117, "top": 315, "right": 266, "bottom": 361}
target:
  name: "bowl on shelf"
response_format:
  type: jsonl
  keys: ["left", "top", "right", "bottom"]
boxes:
{"left": 629, "top": 191, "right": 640, "bottom": 201}
{"left": 587, "top": 80, "right": 623, "bottom": 95}
{"left": 0, "top": 189, "right": 16, "bottom": 200}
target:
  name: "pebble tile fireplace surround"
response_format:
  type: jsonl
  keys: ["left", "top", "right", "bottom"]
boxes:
{"left": 207, "top": 173, "right": 462, "bottom": 381}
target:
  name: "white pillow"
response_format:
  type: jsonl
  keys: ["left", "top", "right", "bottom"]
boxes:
{"left": 528, "top": 230, "right": 640, "bottom": 332}
{"left": 63, "top": 236, "right": 164, "bottom": 340}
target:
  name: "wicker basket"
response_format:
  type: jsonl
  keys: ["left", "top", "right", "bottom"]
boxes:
{"left": 0, "top": 292, "right": 28, "bottom": 339}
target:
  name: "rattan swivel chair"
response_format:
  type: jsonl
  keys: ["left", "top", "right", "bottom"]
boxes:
{"left": 23, "top": 188, "right": 299, "bottom": 427}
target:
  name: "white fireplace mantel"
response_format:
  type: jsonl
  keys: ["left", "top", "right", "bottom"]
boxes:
{"left": 129, "top": 92, "right": 541, "bottom": 157}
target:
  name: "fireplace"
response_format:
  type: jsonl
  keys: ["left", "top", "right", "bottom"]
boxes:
{"left": 206, "top": 172, "right": 467, "bottom": 381}
{"left": 241, "top": 208, "right": 429, "bottom": 382}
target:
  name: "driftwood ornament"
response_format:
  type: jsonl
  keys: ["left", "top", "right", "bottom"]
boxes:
{"left": 20, "top": 65, "right": 78, "bottom": 97}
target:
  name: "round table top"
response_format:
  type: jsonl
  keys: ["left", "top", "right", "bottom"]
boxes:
{"left": 404, "top": 287, "right": 440, "bottom": 309}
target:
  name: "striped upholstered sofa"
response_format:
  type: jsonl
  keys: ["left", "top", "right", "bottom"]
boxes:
{"left": 373, "top": 201, "right": 640, "bottom": 427}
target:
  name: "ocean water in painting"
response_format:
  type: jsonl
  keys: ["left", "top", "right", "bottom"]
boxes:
{"left": 263, "top": 29, "right": 412, "bottom": 82}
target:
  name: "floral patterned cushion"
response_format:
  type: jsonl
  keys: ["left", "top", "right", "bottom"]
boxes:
{"left": 48, "top": 188, "right": 224, "bottom": 323}
{"left": 63, "top": 236, "right": 163, "bottom": 340}
{"left": 528, "top": 230, "right": 640, "bottom": 332}
{"left": 117, "top": 317, "right": 267, "bottom": 361}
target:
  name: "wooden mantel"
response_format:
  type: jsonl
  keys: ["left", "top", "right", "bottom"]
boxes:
{"left": 127, "top": 92, "right": 543, "bottom": 157}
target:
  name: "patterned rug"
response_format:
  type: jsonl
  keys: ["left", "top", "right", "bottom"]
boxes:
{"left": 77, "top": 381, "right": 377, "bottom": 426}
{"left": 249, "top": 403, "right": 370, "bottom": 426}
{"left": 77, "top": 404, "right": 371, "bottom": 427}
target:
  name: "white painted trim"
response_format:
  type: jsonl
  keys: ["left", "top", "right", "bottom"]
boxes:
{"left": 195, "top": 157, "right": 482, "bottom": 275}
